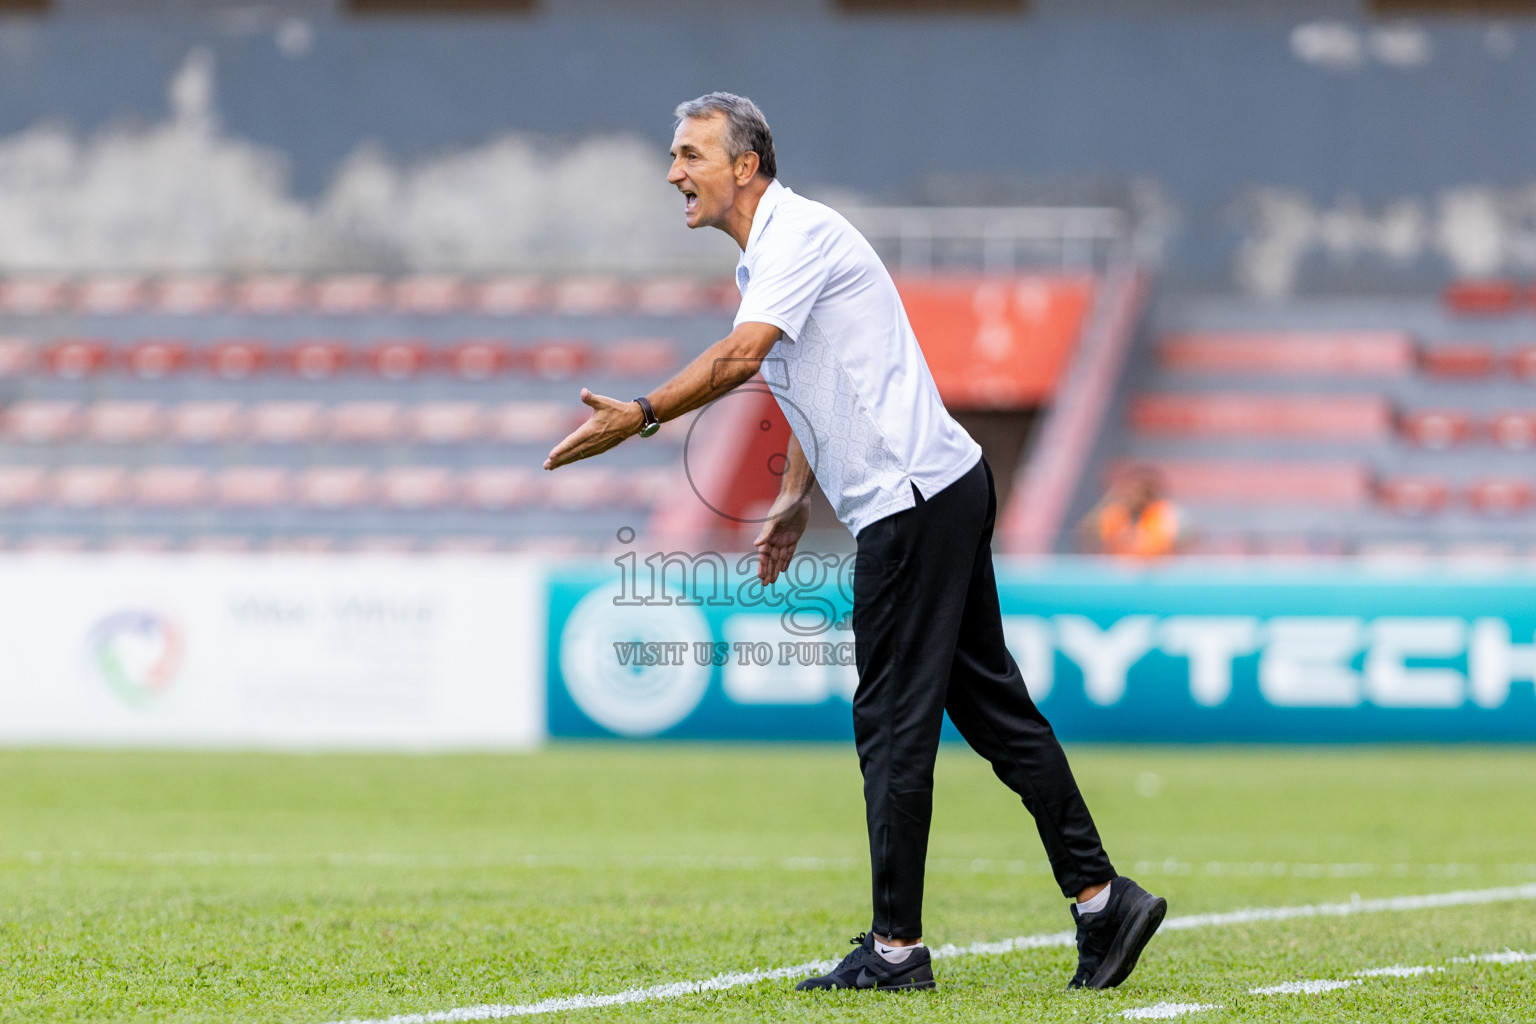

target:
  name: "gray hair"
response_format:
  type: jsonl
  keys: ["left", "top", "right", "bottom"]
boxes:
{"left": 673, "top": 92, "right": 777, "bottom": 180}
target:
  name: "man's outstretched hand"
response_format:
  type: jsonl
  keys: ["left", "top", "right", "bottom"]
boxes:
{"left": 545, "top": 389, "right": 644, "bottom": 470}
{"left": 753, "top": 490, "right": 811, "bottom": 585}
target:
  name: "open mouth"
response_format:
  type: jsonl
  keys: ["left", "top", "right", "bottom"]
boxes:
{"left": 683, "top": 191, "right": 698, "bottom": 214}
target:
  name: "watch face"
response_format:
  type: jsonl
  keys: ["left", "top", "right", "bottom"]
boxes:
{"left": 640, "top": 422, "right": 661, "bottom": 438}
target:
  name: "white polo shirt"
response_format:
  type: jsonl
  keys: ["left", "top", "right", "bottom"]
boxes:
{"left": 734, "top": 179, "right": 982, "bottom": 536}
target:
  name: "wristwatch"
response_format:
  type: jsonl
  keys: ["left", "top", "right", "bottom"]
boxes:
{"left": 633, "top": 396, "right": 660, "bottom": 437}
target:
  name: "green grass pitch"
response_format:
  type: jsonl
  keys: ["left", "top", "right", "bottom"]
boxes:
{"left": 0, "top": 744, "right": 1533, "bottom": 1023}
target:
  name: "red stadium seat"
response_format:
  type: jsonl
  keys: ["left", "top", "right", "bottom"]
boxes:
{"left": 1444, "top": 279, "right": 1519, "bottom": 315}
{"left": 446, "top": 341, "right": 512, "bottom": 381}
{"left": 1377, "top": 477, "right": 1451, "bottom": 516}
{"left": 214, "top": 467, "right": 291, "bottom": 507}
{"left": 0, "top": 467, "right": 46, "bottom": 507}
{"left": 392, "top": 275, "right": 465, "bottom": 313}
{"left": 635, "top": 277, "right": 707, "bottom": 315}
{"left": 527, "top": 341, "right": 593, "bottom": 380}
{"left": 1399, "top": 409, "right": 1474, "bottom": 450}
{"left": 1510, "top": 347, "right": 1536, "bottom": 382}
{"left": 486, "top": 401, "right": 581, "bottom": 442}
{"left": 296, "top": 467, "right": 374, "bottom": 508}
{"left": 168, "top": 401, "right": 244, "bottom": 443}
{"left": 0, "top": 337, "right": 32, "bottom": 378}
{"left": 205, "top": 340, "right": 269, "bottom": 379}
{"left": 234, "top": 275, "right": 309, "bottom": 313}
{"left": 1158, "top": 332, "right": 1414, "bottom": 375}
{"left": 132, "top": 466, "right": 210, "bottom": 507}
{"left": 86, "top": 401, "right": 165, "bottom": 443}
{"left": 605, "top": 338, "right": 678, "bottom": 376}
{"left": 329, "top": 401, "right": 403, "bottom": 442}
{"left": 1130, "top": 393, "right": 1391, "bottom": 439}
{"left": 1421, "top": 344, "right": 1495, "bottom": 377}
{"left": 1118, "top": 460, "right": 1370, "bottom": 506}
{"left": 287, "top": 341, "right": 351, "bottom": 380}
{"left": 0, "top": 276, "right": 67, "bottom": 315}
{"left": 51, "top": 466, "right": 128, "bottom": 508}
{"left": 2, "top": 401, "right": 82, "bottom": 442}
{"left": 153, "top": 276, "right": 226, "bottom": 314}
{"left": 75, "top": 275, "right": 144, "bottom": 314}
{"left": 370, "top": 340, "right": 428, "bottom": 380}
{"left": 379, "top": 466, "right": 457, "bottom": 509}
{"left": 1490, "top": 411, "right": 1536, "bottom": 451}
{"left": 124, "top": 340, "right": 189, "bottom": 379}
{"left": 1467, "top": 478, "right": 1533, "bottom": 516}
{"left": 249, "top": 401, "right": 325, "bottom": 443}
{"left": 44, "top": 339, "right": 110, "bottom": 378}
{"left": 460, "top": 467, "right": 537, "bottom": 509}
{"left": 406, "top": 402, "right": 486, "bottom": 444}
{"left": 552, "top": 276, "right": 626, "bottom": 314}
{"left": 474, "top": 276, "right": 546, "bottom": 314}
{"left": 314, "top": 274, "right": 385, "bottom": 314}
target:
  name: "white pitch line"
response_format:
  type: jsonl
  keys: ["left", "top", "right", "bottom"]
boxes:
{"left": 319, "top": 883, "right": 1536, "bottom": 1024}
{"left": 1355, "top": 964, "right": 1442, "bottom": 978}
{"left": 1251, "top": 978, "right": 1358, "bottom": 995}
{"left": 1122, "top": 1002, "right": 1221, "bottom": 1020}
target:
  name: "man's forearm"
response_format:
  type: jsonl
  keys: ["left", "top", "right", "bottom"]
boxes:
{"left": 646, "top": 323, "right": 783, "bottom": 422}
{"left": 779, "top": 433, "right": 812, "bottom": 502}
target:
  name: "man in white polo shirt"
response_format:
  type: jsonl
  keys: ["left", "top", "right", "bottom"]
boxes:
{"left": 545, "top": 92, "right": 1165, "bottom": 994}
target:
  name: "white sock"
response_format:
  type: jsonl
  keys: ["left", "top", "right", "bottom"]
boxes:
{"left": 1077, "top": 882, "right": 1112, "bottom": 914}
{"left": 874, "top": 937, "right": 923, "bottom": 963}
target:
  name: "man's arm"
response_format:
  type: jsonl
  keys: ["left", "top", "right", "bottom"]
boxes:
{"left": 543, "top": 321, "right": 783, "bottom": 470}
{"left": 753, "top": 431, "right": 812, "bottom": 585}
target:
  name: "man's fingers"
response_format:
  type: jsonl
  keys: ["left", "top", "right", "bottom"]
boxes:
{"left": 579, "top": 387, "right": 598, "bottom": 408}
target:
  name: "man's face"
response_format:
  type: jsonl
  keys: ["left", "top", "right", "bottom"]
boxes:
{"left": 668, "top": 112, "right": 742, "bottom": 230}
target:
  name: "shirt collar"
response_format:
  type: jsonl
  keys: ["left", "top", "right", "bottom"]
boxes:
{"left": 742, "top": 178, "right": 788, "bottom": 257}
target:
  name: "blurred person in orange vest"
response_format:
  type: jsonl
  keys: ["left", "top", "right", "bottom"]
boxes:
{"left": 1077, "top": 465, "right": 1184, "bottom": 559}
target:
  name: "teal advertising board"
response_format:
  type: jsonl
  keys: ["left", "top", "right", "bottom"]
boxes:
{"left": 547, "top": 557, "right": 1536, "bottom": 742}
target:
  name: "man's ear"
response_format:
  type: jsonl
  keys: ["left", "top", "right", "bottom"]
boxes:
{"left": 735, "top": 150, "right": 761, "bottom": 185}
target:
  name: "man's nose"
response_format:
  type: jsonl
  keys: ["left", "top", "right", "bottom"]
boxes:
{"left": 666, "top": 159, "right": 686, "bottom": 184}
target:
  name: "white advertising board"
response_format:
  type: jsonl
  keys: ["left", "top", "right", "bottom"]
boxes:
{"left": 0, "top": 555, "right": 544, "bottom": 750}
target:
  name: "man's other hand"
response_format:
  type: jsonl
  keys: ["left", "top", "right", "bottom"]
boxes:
{"left": 544, "top": 389, "right": 643, "bottom": 470}
{"left": 753, "top": 491, "right": 811, "bottom": 585}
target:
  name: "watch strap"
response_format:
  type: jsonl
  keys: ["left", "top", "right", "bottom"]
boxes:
{"left": 633, "top": 396, "right": 660, "bottom": 437}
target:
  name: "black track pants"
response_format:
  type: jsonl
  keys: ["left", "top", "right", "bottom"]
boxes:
{"left": 851, "top": 456, "right": 1116, "bottom": 940}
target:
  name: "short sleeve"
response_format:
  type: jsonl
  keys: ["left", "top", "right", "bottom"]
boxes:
{"left": 734, "top": 227, "right": 830, "bottom": 342}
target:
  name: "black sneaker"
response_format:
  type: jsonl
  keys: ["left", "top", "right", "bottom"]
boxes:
{"left": 795, "top": 932, "right": 936, "bottom": 991}
{"left": 1067, "top": 876, "right": 1167, "bottom": 990}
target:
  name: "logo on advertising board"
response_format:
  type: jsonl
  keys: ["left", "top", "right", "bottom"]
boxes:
{"left": 84, "top": 610, "right": 185, "bottom": 708}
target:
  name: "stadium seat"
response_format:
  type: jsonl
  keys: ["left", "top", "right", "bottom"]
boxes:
{"left": 1421, "top": 344, "right": 1495, "bottom": 377}
{"left": 460, "top": 466, "right": 538, "bottom": 509}
{"left": 1399, "top": 410, "right": 1474, "bottom": 450}
{"left": 329, "top": 401, "right": 403, "bottom": 442}
{"left": 446, "top": 341, "right": 512, "bottom": 381}
{"left": 296, "top": 467, "right": 373, "bottom": 508}
{"left": 86, "top": 401, "right": 165, "bottom": 443}
{"left": 1467, "top": 478, "right": 1533, "bottom": 516}
{"left": 406, "top": 402, "right": 486, "bottom": 444}
{"left": 44, "top": 339, "right": 110, "bottom": 378}
{"left": 234, "top": 275, "right": 309, "bottom": 313}
{"left": 474, "top": 276, "right": 546, "bottom": 314}
{"left": 51, "top": 466, "right": 128, "bottom": 507}
{"left": 124, "top": 340, "right": 189, "bottom": 379}
{"left": 205, "top": 340, "right": 270, "bottom": 379}
{"left": 1377, "top": 476, "right": 1451, "bottom": 516}
{"left": 371, "top": 341, "right": 429, "bottom": 380}
{"left": 0, "top": 467, "right": 46, "bottom": 507}
{"left": 168, "top": 401, "right": 244, "bottom": 443}
{"left": 153, "top": 276, "right": 226, "bottom": 314}
{"left": 75, "top": 275, "right": 144, "bottom": 314}
{"left": 486, "top": 401, "right": 581, "bottom": 442}
{"left": 1509, "top": 347, "right": 1536, "bottom": 381}
{"left": 527, "top": 341, "right": 593, "bottom": 380}
{"left": 1443, "top": 279, "right": 1519, "bottom": 315}
{"left": 605, "top": 338, "right": 678, "bottom": 376}
{"left": 552, "top": 276, "right": 626, "bottom": 314}
{"left": 132, "top": 466, "right": 210, "bottom": 507}
{"left": 635, "top": 277, "right": 707, "bottom": 315}
{"left": 1129, "top": 393, "right": 1391, "bottom": 439}
{"left": 2, "top": 401, "right": 82, "bottom": 442}
{"left": 392, "top": 275, "right": 465, "bottom": 313}
{"left": 544, "top": 466, "right": 616, "bottom": 509}
{"left": 214, "top": 467, "right": 292, "bottom": 507}
{"left": 1490, "top": 411, "right": 1536, "bottom": 451}
{"left": 1118, "top": 460, "right": 1370, "bottom": 505}
{"left": 314, "top": 274, "right": 385, "bottom": 314}
{"left": 0, "top": 276, "right": 67, "bottom": 315}
{"left": 249, "top": 402, "right": 325, "bottom": 443}
{"left": 287, "top": 341, "right": 351, "bottom": 380}
{"left": 379, "top": 466, "right": 457, "bottom": 509}
{"left": 0, "top": 337, "right": 31, "bottom": 378}
{"left": 1157, "top": 332, "right": 1414, "bottom": 375}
